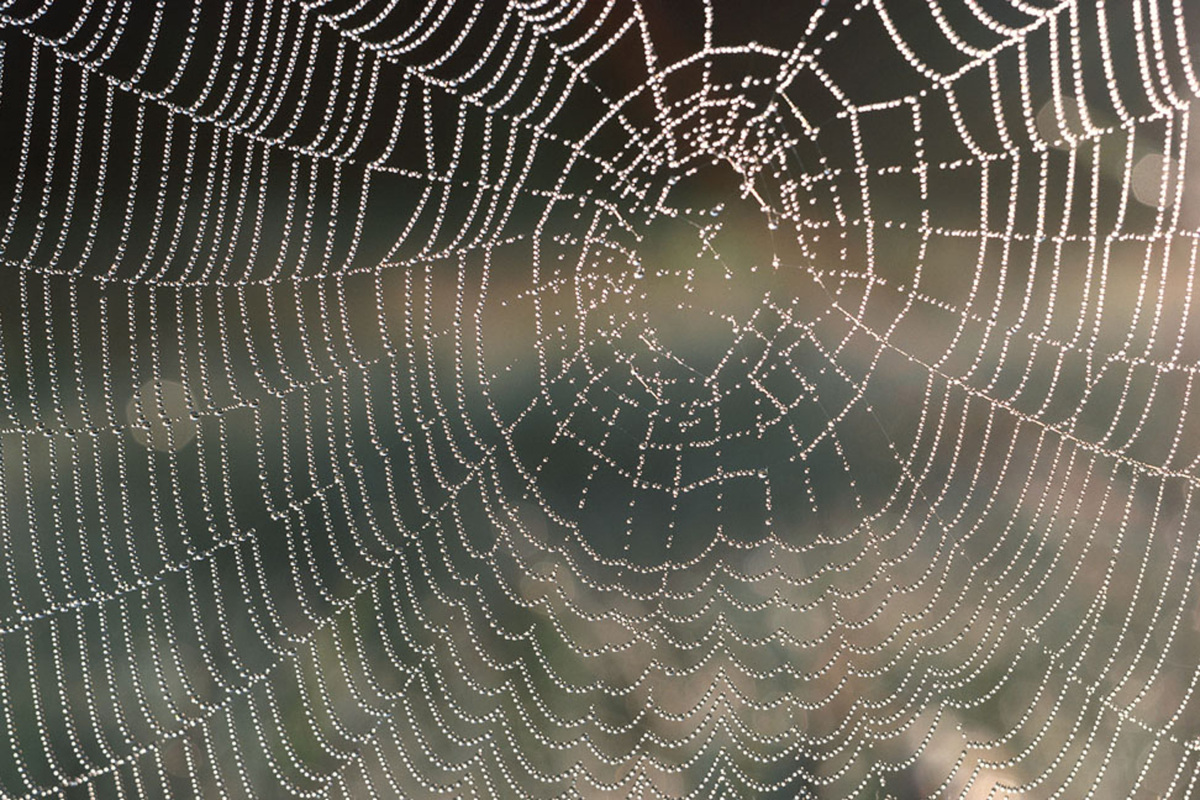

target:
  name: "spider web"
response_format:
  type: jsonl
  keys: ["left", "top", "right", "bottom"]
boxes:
{"left": 0, "top": 0, "right": 1199, "bottom": 796}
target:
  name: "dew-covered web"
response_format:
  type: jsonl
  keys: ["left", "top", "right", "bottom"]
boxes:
{"left": 2, "top": 0, "right": 1200, "bottom": 797}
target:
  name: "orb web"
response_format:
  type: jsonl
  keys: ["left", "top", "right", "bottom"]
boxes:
{"left": 1, "top": 0, "right": 1200, "bottom": 797}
